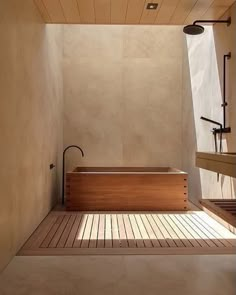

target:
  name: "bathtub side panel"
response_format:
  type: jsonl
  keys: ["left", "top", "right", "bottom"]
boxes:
{"left": 66, "top": 173, "right": 188, "bottom": 211}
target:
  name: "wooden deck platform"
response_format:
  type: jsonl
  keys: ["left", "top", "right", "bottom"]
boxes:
{"left": 200, "top": 199, "right": 236, "bottom": 227}
{"left": 18, "top": 210, "right": 236, "bottom": 255}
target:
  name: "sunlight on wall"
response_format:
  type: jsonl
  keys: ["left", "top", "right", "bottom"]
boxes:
{"left": 186, "top": 26, "right": 228, "bottom": 153}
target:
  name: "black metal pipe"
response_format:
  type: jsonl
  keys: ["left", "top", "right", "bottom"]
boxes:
{"left": 193, "top": 18, "right": 231, "bottom": 26}
{"left": 213, "top": 129, "right": 218, "bottom": 153}
{"left": 62, "top": 145, "right": 84, "bottom": 205}
{"left": 223, "top": 52, "right": 231, "bottom": 128}
{"left": 200, "top": 116, "right": 222, "bottom": 128}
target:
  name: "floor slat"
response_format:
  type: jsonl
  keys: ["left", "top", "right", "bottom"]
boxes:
{"left": 152, "top": 215, "right": 177, "bottom": 247}
{"left": 57, "top": 215, "right": 76, "bottom": 248}
{"left": 117, "top": 214, "right": 129, "bottom": 248}
{"left": 105, "top": 214, "right": 112, "bottom": 248}
{"left": 180, "top": 215, "right": 216, "bottom": 247}
{"left": 65, "top": 214, "right": 82, "bottom": 248}
{"left": 89, "top": 214, "right": 99, "bottom": 248}
{"left": 41, "top": 216, "right": 64, "bottom": 248}
{"left": 169, "top": 215, "right": 200, "bottom": 247}
{"left": 123, "top": 214, "right": 136, "bottom": 248}
{"left": 111, "top": 214, "right": 120, "bottom": 248}
{"left": 23, "top": 214, "right": 58, "bottom": 249}
{"left": 192, "top": 214, "right": 234, "bottom": 247}
{"left": 140, "top": 215, "right": 161, "bottom": 247}
{"left": 135, "top": 215, "right": 153, "bottom": 248}
{"left": 174, "top": 215, "right": 208, "bottom": 247}
{"left": 81, "top": 214, "right": 93, "bottom": 248}
{"left": 73, "top": 214, "right": 88, "bottom": 247}
{"left": 146, "top": 214, "right": 169, "bottom": 247}
{"left": 129, "top": 214, "right": 145, "bottom": 248}
{"left": 49, "top": 215, "right": 70, "bottom": 248}
{"left": 164, "top": 215, "right": 192, "bottom": 247}
{"left": 97, "top": 214, "right": 105, "bottom": 248}
{"left": 186, "top": 214, "right": 225, "bottom": 248}
{"left": 158, "top": 215, "right": 185, "bottom": 247}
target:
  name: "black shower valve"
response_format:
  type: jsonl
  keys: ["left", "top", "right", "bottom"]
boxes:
{"left": 211, "top": 128, "right": 217, "bottom": 135}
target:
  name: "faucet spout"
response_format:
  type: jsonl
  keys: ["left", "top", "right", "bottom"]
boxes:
{"left": 200, "top": 116, "right": 222, "bottom": 128}
{"left": 62, "top": 145, "right": 84, "bottom": 205}
{"left": 63, "top": 145, "right": 84, "bottom": 157}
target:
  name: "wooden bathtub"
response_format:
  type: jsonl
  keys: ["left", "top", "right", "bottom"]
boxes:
{"left": 66, "top": 167, "right": 188, "bottom": 211}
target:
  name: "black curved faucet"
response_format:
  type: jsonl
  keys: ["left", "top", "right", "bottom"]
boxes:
{"left": 62, "top": 145, "right": 84, "bottom": 205}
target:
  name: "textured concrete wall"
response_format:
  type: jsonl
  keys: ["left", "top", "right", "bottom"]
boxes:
{"left": 63, "top": 25, "right": 184, "bottom": 170}
{"left": 182, "top": 4, "right": 236, "bottom": 205}
{"left": 0, "top": 0, "right": 63, "bottom": 271}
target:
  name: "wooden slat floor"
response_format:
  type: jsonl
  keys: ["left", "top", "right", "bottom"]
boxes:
{"left": 18, "top": 211, "right": 236, "bottom": 255}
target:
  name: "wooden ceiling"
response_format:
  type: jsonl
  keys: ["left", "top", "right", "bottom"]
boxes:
{"left": 34, "top": 0, "right": 235, "bottom": 25}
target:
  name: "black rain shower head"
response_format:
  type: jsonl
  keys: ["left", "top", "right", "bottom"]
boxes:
{"left": 183, "top": 17, "right": 231, "bottom": 35}
{"left": 183, "top": 24, "right": 204, "bottom": 35}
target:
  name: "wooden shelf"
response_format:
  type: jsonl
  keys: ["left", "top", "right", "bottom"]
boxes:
{"left": 196, "top": 152, "right": 236, "bottom": 178}
{"left": 200, "top": 199, "right": 236, "bottom": 227}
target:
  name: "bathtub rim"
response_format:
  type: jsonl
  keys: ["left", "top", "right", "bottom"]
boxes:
{"left": 68, "top": 167, "right": 187, "bottom": 175}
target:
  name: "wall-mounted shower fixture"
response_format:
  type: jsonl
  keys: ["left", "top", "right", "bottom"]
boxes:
{"left": 200, "top": 51, "right": 231, "bottom": 154}
{"left": 200, "top": 116, "right": 223, "bottom": 153}
{"left": 183, "top": 17, "right": 231, "bottom": 35}
{"left": 62, "top": 145, "right": 84, "bottom": 205}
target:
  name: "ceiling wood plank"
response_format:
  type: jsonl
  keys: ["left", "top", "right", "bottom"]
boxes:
{"left": 77, "top": 0, "right": 95, "bottom": 23}
{"left": 203, "top": 0, "right": 235, "bottom": 19}
{"left": 140, "top": 0, "right": 163, "bottom": 24}
{"left": 155, "top": 0, "right": 180, "bottom": 24}
{"left": 170, "top": 0, "right": 198, "bottom": 25}
{"left": 60, "top": 0, "right": 80, "bottom": 23}
{"left": 126, "top": 0, "right": 146, "bottom": 24}
{"left": 34, "top": 0, "right": 51, "bottom": 22}
{"left": 111, "top": 0, "right": 128, "bottom": 24}
{"left": 42, "top": 0, "right": 66, "bottom": 23}
{"left": 203, "top": 5, "right": 231, "bottom": 20}
{"left": 184, "top": 0, "right": 215, "bottom": 24}
{"left": 212, "top": 0, "right": 235, "bottom": 5}
{"left": 94, "top": 0, "right": 111, "bottom": 24}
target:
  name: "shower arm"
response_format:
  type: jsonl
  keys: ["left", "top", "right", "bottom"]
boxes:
{"left": 193, "top": 18, "right": 231, "bottom": 26}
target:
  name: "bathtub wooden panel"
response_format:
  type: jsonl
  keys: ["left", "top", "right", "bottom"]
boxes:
{"left": 66, "top": 167, "right": 188, "bottom": 211}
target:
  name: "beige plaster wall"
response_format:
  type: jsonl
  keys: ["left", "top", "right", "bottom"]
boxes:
{"left": 0, "top": 0, "right": 63, "bottom": 271}
{"left": 63, "top": 25, "right": 184, "bottom": 170}
{"left": 182, "top": 4, "right": 236, "bottom": 205}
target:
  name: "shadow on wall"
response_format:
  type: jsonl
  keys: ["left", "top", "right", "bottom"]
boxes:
{"left": 183, "top": 24, "right": 235, "bottom": 206}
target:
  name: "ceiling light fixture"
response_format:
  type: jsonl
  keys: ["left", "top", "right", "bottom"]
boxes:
{"left": 146, "top": 3, "right": 158, "bottom": 10}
